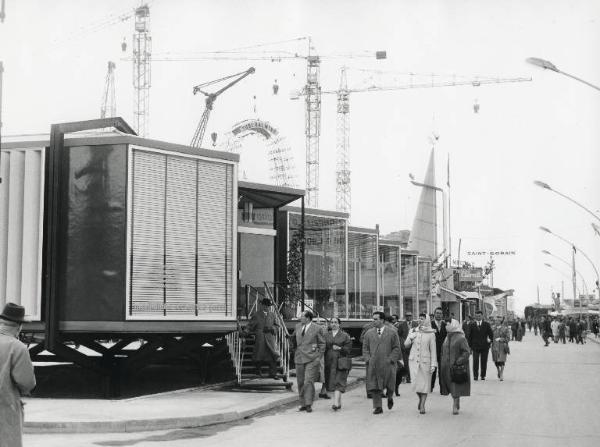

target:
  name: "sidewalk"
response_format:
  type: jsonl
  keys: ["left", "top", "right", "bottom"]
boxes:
{"left": 23, "top": 367, "right": 365, "bottom": 434}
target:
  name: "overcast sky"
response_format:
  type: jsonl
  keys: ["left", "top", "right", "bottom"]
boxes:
{"left": 2, "top": 0, "right": 599, "bottom": 313}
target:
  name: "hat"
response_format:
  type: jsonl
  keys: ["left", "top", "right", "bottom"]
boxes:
{"left": 0, "top": 302, "right": 29, "bottom": 323}
{"left": 261, "top": 298, "right": 272, "bottom": 307}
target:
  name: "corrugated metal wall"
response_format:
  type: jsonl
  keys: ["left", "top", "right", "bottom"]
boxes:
{"left": 127, "top": 147, "right": 235, "bottom": 320}
{"left": 0, "top": 148, "right": 45, "bottom": 320}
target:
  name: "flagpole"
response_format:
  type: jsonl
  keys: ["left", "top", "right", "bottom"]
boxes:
{"left": 447, "top": 153, "right": 452, "bottom": 266}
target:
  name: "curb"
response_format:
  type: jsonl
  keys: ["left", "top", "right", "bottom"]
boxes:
{"left": 24, "top": 376, "right": 364, "bottom": 434}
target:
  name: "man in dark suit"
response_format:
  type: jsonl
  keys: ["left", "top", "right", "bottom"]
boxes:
{"left": 467, "top": 310, "right": 494, "bottom": 381}
{"left": 293, "top": 310, "right": 325, "bottom": 413}
{"left": 430, "top": 307, "right": 447, "bottom": 392}
{"left": 397, "top": 312, "right": 414, "bottom": 384}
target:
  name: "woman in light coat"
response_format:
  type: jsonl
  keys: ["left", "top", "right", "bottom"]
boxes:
{"left": 491, "top": 316, "right": 510, "bottom": 381}
{"left": 404, "top": 313, "right": 437, "bottom": 414}
{"left": 440, "top": 319, "right": 471, "bottom": 415}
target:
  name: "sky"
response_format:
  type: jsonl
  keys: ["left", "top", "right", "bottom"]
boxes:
{"left": 1, "top": 0, "right": 599, "bottom": 313}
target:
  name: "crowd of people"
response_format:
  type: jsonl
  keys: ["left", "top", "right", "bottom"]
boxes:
{"left": 535, "top": 314, "right": 598, "bottom": 346}
{"left": 288, "top": 307, "right": 523, "bottom": 416}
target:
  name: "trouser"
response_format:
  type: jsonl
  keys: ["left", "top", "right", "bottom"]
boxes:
{"left": 559, "top": 334, "right": 566, "bottom": 344}
{"left": 371, "top": 390, "right": 383, "bottom": 409}
{"left": 472, "top": 348, "right": 489, "bottom": 379}
{"left": 296, "top": 357, "right": 320, "bottom": 406}
{"left": 430, "top": 357, "right": 441, "bottom": 391}
{"left": 542, "top": 332, "right": 551, "bottom": 345}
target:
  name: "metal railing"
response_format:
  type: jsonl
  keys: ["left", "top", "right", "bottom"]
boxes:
{"left": 225, "top": 324, "right": 243, "bottom": 385}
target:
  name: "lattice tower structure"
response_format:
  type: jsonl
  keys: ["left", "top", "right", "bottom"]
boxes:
{"left": 268, "top": 136, "right": 297, "bottom": 187}
{"left": 305, "top": 55, "right": 321, "bottom": 207}
{"left": 336, "top": 67, "right": 350, "bottom": 213}
{"left": 132, "top": 4, "right": 151, "bottom": 137}
{"left": 100, "top": 61, "right": 117, "bottom": 118}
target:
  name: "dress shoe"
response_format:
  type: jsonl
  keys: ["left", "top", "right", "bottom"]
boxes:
{"left": 319, "top": 393, "right": 331, "bottom": 399}
{"left": 474, "top": 377, "right": 478, "bottom": 381}
{"left": 298, "top": 406, "right": 307, "bottom": 412}
{"left": 367, "top": 393, "right": 372, "bottom": 399}
{"left": 373, "top": 407, "right": 383, "bottom": 414}
{"left": 481, "top": 377, "right": 485, "bottom": 381}
{"left": 419, "top": 409, "right": 426, "bottom": 415}
{"left": 387, "top": 398, "right": 394, "bottom": 410}
{"left": 305, "top": 406, "right": 312, "bottom": 413}
{"left": 331, "top": 405, "right": 340, "bottom": 411}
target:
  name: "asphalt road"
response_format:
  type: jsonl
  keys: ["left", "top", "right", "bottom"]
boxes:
{"left": 26, "top": 332, "right": 600, "bottom": 447}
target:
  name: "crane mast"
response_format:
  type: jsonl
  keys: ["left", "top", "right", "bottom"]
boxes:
{"left": 305, "top": 54, "right": 321, "bottom": 208}
{"left": 100, "top": 61, "right": 116, "bottom": 119}
{"left": 132, "top": 4, "right": 151, "bottom": 137}
{"left": 332, "top": 72, "right": 532, "bottom": 216}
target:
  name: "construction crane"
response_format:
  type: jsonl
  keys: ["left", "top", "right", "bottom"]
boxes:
{"left": 309, "top": 68, "right": 533, "bottom": 215}
{"left": 146, "top": 37, "right": 386, "bottom": 207}
{"left": 132, "top": 4, "right": 151, "bottom": 137}
{"left": 190, "top": 67, "right": 255, "bottom": 149}
{"left": 100, "top": 61, "right": 117, "bottom": 119}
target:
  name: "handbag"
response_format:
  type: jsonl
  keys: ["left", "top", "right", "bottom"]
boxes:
{"left": 450, "top": 363, "right": 468, "bottom": 384}
{"left": 337, "top": 356, "right": 352, "bottom": 371}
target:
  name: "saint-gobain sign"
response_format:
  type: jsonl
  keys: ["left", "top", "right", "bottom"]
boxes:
{"left": 466, "top": 250, "right": 517, "bottom": 256}
{"left": 459, "top": 268, "right": 483, "bottom": 282}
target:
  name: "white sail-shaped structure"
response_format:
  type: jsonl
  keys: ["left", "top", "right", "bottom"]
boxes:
{"left": 408, "top": 148, "right": 438, "bottom": 260}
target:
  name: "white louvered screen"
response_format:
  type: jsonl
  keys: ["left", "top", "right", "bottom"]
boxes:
{"left": 128, "top": 147, "right": 234, "bottom": 319}
{"left": 0, "top": 148, "right": 44, "bottom": 321}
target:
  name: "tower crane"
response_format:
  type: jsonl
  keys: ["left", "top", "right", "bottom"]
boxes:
{"left": 100, "top": 61, "right": 117, "bottom": 119}
{"left": 145, "top": 37, "right": 386, "bottom": 207}
{"left": 190, "top": 67, "right": 255, "bottom": 149}
{"left": 304, "top": 68, "right": 533, "bottom": 215}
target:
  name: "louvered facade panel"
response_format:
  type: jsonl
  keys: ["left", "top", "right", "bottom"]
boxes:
{"left": 0, "top": 148, "right": 44, "bottom": 320}
{"left": 128, "top": 147, "right": 235, "bottom": 320}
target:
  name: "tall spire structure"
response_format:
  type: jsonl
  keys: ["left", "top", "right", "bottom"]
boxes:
{"left": 408, "top": 148, "right": 438, "bottom": 259}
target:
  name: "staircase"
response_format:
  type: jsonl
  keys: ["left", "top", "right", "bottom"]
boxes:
{"left": 225, "top": 285, "right": 292, "bottom": 390}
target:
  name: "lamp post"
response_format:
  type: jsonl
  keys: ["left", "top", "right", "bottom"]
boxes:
{"left": 409, "top": 174, "right": 448, "bottom": 267}
{"left": 542, "top": 249, "right": 590, "bottom": 301}
{"left": 534, "top": 181, "right": 600, "bottom": 224}
{"left": 526, "top": 57, "right": 600, "bottom": 92}
{"left": 544, "top": 262, "right": 584, "bottom": 318}
{"left": 539, "top": 226, "right": 599, "bottom": 301}
{"left": 544, "top": 263, "right": 582, "bottom": 296}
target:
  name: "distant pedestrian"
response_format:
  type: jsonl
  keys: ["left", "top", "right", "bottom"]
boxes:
{"left": 462, "top": 315, "right": 473, "bottom": 340}
{"left": 491, "top": 316, "right": 510, "bottom": 381}
{"left": 0, "top": 303, "right": 36, "bottom": 447}
{"left": 363, "top": 312, "right": 401, "bottom": 415}
{"left": 430, "top": 307, "right": 447, "bottom": 393}
{"left": 404, "top": 313, "right": 437, "bottom": 414}
{"left": 541, "top": 315, "right": 552, "bottom": 346}
{"left": 293, "top": 310, "right": 325, "bottom": 413}
{"left": 533, "top": 318, "right": 539, "bottom": 336}
{"left": 440, "top": 319, "right": 471, "bottom": 415}
{"left": 467, "top": 310, "right": 493, "bottom": 381}
{"left": 558, "top": 319, "right": 566, "bottom": 344}
{"left": 576, "top": 319, "right": 586, "bottom": 344}
{"left": 568, "top": 318, "right": 577, "bottom": 343}
{"left": 244, "top": 298, "right": 280, "bottom": 378}
{"left": 323, "top": 317, "right": 353, "bottom": 411}
{"left": 397, "top": 313, "right": 414, "bottom": 385}
{"left": 551, "top": 318, "right": 560, "bottom": 343}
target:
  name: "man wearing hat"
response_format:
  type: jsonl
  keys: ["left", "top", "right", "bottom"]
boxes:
{"left": 0, "top": 302, "right": 36, "bottom": 447}
{"left": 244, "top": 298, "right": 281, "bottom": 379}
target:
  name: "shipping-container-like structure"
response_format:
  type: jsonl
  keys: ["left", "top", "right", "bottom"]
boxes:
{"left": 1, "top": 118, "right": 244, "bottom": 394}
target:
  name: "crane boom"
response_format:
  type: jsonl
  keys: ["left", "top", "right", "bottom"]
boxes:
{"left": 100, "top": 61, "right": 116, "bottom": 119}
{"left": 190, "top": 67, "right": 255, "bottom": 149}
{"left": 322, "top": 71, "right": 533, "bottom": 215}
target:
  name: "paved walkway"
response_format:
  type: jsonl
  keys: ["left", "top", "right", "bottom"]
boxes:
{"left": 24, "top": 329, "right": 600, "bottom": 447}
{"left": 24, "top": 368, "right": 365, "bottom": 434}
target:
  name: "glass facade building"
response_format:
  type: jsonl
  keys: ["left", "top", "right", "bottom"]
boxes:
{"left": 379, "top": 243, "right": 402, "bottom": 318}
{"left": 348, "top": 229, "right": 379, "bottom": 319}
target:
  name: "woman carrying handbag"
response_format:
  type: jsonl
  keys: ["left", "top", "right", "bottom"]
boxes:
{"left": 323, "top": 317, "right": 353, "bottom": 411}
{"left": 440, "top": 319, "right": 471, "bottom": 415}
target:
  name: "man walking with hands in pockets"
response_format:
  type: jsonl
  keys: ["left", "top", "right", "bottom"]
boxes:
{"left": 363, "top": 311, "right": 401, "bottom": 414}
{"left": 293, "top": 310, "right": 325, "bottom": 413}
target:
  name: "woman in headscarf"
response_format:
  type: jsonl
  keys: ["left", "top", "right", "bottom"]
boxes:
{"left": 404, "top": 313, "right": 437, "bottom": 414}
{"left": 440, "top": 319, "right": 471, "bottom": 415}
{"left": 491, "top": 316, "right": 510, "bottom": 381}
